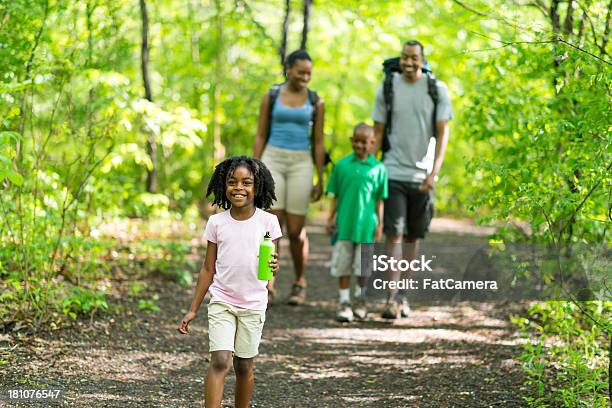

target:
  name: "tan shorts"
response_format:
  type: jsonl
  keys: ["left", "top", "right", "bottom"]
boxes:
{"left": 330, "top": 241, "right": 363, "bottom": 278}
{"left": 207, "top": 301, "right": 266, "bottom": 358}
{"left": 261, "top": 145, "right": 313, "bottom": 216}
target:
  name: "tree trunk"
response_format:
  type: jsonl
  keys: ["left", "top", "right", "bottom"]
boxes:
{"left": 300, "top": 0, "right": 312, "bottom": 50}
{"left": 16, "top": 0, "right": 49, "bottom": 169}
{"left": 279, "top": 0, "right": 290, "bottom": 70}
{"left": 563, "top": 0, "right": 574, "bottom": 35}
{"left": 210, "top": 0, "right": 225, "bottom": 166}
{"left": 139, "top": 0, "right": 156, "bottom": 193}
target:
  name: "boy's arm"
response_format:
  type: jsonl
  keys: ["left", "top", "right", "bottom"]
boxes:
{"left": 178, "top": 242, "right": 216, "bottom": 334}
{"left": 326, "top": 197, "right": 337, "bottom": 236}
{"left": 373, "top": 121, "right": 384, "bottom": 155}
{"left": 375, "top": 199, "right": 384, "bottom": 242}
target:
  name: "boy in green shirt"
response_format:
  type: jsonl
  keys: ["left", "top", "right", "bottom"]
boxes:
{"left": 326, "top": 123, "right": 388, "bottom": 322}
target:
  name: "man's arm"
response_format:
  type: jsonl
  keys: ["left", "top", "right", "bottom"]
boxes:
{"left": 420, "top": 120, "right": 449, "bottom": 192}
{"left": 373, "top": 121, "right": 384, "bottom": 155}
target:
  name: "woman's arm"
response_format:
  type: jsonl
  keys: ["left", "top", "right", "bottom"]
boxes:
{"left": 178, "top": 241, "right": 217, "bottom": 334}
{"left": 311, "top": 98, "right": 325, "bottom": 201}
{"left": 253, "top": 93, "right": 271, "bottom": 159}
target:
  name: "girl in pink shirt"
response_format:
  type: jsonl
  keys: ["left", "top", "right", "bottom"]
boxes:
{"left": 178, "top": 156, "right": 282, "bottom": 408}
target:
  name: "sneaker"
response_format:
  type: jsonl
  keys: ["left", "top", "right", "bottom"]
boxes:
{"left": 336, "top": 302, "right": 353, "bottom": 323}
{"left": 398, "top": 298, "right": 411, "bottom": 318}
{"left": 381, "top": 300, "right": 400, "bottom": 319}
{"left": 353, "top": 297, "right": 368, "bottom": 320}
{"left": 287, "top": 283, "right": 306, "bottom": 306}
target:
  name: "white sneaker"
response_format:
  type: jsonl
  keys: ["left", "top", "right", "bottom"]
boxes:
{"left": 336, "top": 302, "right": 353, "bottom": 323}
{"left": 353, "top": 297, "right": 368, "bottom": 320}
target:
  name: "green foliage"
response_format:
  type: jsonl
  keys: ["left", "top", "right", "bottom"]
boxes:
{"left": 61, "top": 287, "right": 108, "bottom": 320}
{"left": 513, "top": 302, "right": 611, "bottom": 407}
{"left": 137, "top": 239, "right": 195, "bottom": 285}
{"left": 138, "top": 296, "right": 160, "bottom": 313}
{"left": 1, "top": 3, "right": 609, "bottom": 405}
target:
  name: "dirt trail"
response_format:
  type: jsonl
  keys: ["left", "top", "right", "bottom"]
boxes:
{"left": 0, "top": 218, "right": 526, "bottom": 407}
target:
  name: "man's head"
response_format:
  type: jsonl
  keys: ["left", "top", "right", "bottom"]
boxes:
{"left": 351, "top": 123, "right": 375, "bottom": 159}
{"left": 400, "top": 40, "right": 425, "bottom": 82}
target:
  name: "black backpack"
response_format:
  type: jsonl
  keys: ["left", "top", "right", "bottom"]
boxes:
{"left": 381, "top": 57, "right": 439, "bottom": 153}
{"left": 265, "top": 84, "right": 332, "bottom": 166}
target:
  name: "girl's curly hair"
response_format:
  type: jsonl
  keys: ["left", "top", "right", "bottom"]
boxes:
{"left": 206, "top": 156, "right": 276, "bottom": 210}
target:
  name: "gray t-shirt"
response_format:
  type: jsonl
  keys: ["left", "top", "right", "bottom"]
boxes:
{"left": 372, "top": 73, "right": 453, "bottom": 182}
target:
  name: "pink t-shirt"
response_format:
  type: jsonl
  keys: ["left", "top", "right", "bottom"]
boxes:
{"left": 203, "top": 208, "right": 282, "bottom": 310}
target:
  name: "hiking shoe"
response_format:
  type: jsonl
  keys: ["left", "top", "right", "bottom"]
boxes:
{"left": 336, "top": 302, "right": 354, "bottom": 323}
{"left": 398, "top": 298, "right": 410, "bottom": 318}
{"left": 287, "top": 283, "right": 306, "bottom": 306}
{"left": 267, "top": 287, "right": 277, "bottom": 307}
{"left": 353, "top": 297, "right": 368, "bottom": 320}
{"left": 381, "top": 300, "right": 400, "bottom": 319}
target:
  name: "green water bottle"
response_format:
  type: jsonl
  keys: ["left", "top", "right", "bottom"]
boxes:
{"left": 257, "top": 232, "right": 275, "bottom": 280}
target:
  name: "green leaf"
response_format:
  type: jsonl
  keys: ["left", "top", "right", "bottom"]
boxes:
{"left": 6, "top": 170, "right": 24, "bottom": 186}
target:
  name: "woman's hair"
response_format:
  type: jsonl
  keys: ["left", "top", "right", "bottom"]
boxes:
{"left": 284, "top": 49, "right": 312, "bottom": 70}
{"left": 206, "top": 156, "right": 276, "bottom": 210}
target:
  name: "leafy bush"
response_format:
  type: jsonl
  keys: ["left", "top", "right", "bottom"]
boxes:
{"left": 514, "top": 301, "right": 610, "bottom": 407}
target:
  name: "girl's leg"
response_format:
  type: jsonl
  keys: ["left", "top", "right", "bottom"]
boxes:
{"left": 205, "top": 351, "right": 233, "bottom": 407}
{"left": 233, "top": 357, "right": 254, "bottom": 408}
{"left": 266, "top": 209, "right": 286, "bottom": 293}
{"left": 286, "top": 212, "right": 308, "bottom": 286}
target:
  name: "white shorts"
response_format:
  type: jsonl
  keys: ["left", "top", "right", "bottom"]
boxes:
{"left": 330, "top": 241, "right": 363, "bottom": 278}
{"left": 207, "top": 301, "right": 266, "bottom": 358}
{"left": 261, "top": 145, "right": 313, "bottom": 216}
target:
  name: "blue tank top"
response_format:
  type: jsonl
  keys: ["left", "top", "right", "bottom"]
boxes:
{"left": 267, "top": 96, "right": 312, "bottom": 151}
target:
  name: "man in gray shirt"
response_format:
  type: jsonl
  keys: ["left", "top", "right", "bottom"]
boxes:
{"left": 371, "top": 40, "right": 452, "bottom": 319}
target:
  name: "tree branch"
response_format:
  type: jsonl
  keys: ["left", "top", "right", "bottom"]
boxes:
{"left": 241, "top": 1, "right": 276, "bottom": 46}
{"left": 452, "top": 0, "right": 488, "bottom": 17}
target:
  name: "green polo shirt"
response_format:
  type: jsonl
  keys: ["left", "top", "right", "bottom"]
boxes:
{"left": 326, "top": 153, "right": 388, "bottom": 243}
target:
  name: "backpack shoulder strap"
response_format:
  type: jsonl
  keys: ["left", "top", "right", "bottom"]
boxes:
{"left": 265, "top": 84, "right": 282, "bottom": 144}
{"left": 382, "top": 72, "right": 394, "bottom": 153}
{"left": 307, "top": 89, "right": 319, "bottom": 123}
{"left": 426, "top": 72, "right": 439, "bottom": 138}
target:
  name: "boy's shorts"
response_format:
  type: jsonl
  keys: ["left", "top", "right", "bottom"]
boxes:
{"left": 330, "top": 241, "right": 364, "bottom": 278}
{"left": 207, "top": 301, "right": 266, "bottom": 358}
{"left": 383, "top": 180, "right": 434, "bottom": 239}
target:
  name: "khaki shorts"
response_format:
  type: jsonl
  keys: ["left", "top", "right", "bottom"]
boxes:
{"left": 208, "top": 301, "right": 266, "bottom": 358}
{"left": 261, "top": 145, "right": 313, "bottom": 216}
{"left": 330, "top": 241, "right": 363, "bottom": 278}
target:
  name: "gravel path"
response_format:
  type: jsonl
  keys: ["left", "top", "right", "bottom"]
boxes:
{"left": 0, "top": 218, "right": 526, "bottom": 407}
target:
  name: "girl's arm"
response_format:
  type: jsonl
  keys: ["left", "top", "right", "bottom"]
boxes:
{"left": 253, "top": 93, "right": 271, "bottom": 159}
{"left": 311, "top": 98, "right": 325, "bottom": 201}
{"left": 178, "top": 241, "right": 217, "bottom": 334}
{"left": 269, "top": 239, "right": 280, "bottom": 276}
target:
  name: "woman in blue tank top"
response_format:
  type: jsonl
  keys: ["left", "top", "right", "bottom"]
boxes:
{"left": 253, "top": 50, "right": 326, "bottom": 307}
